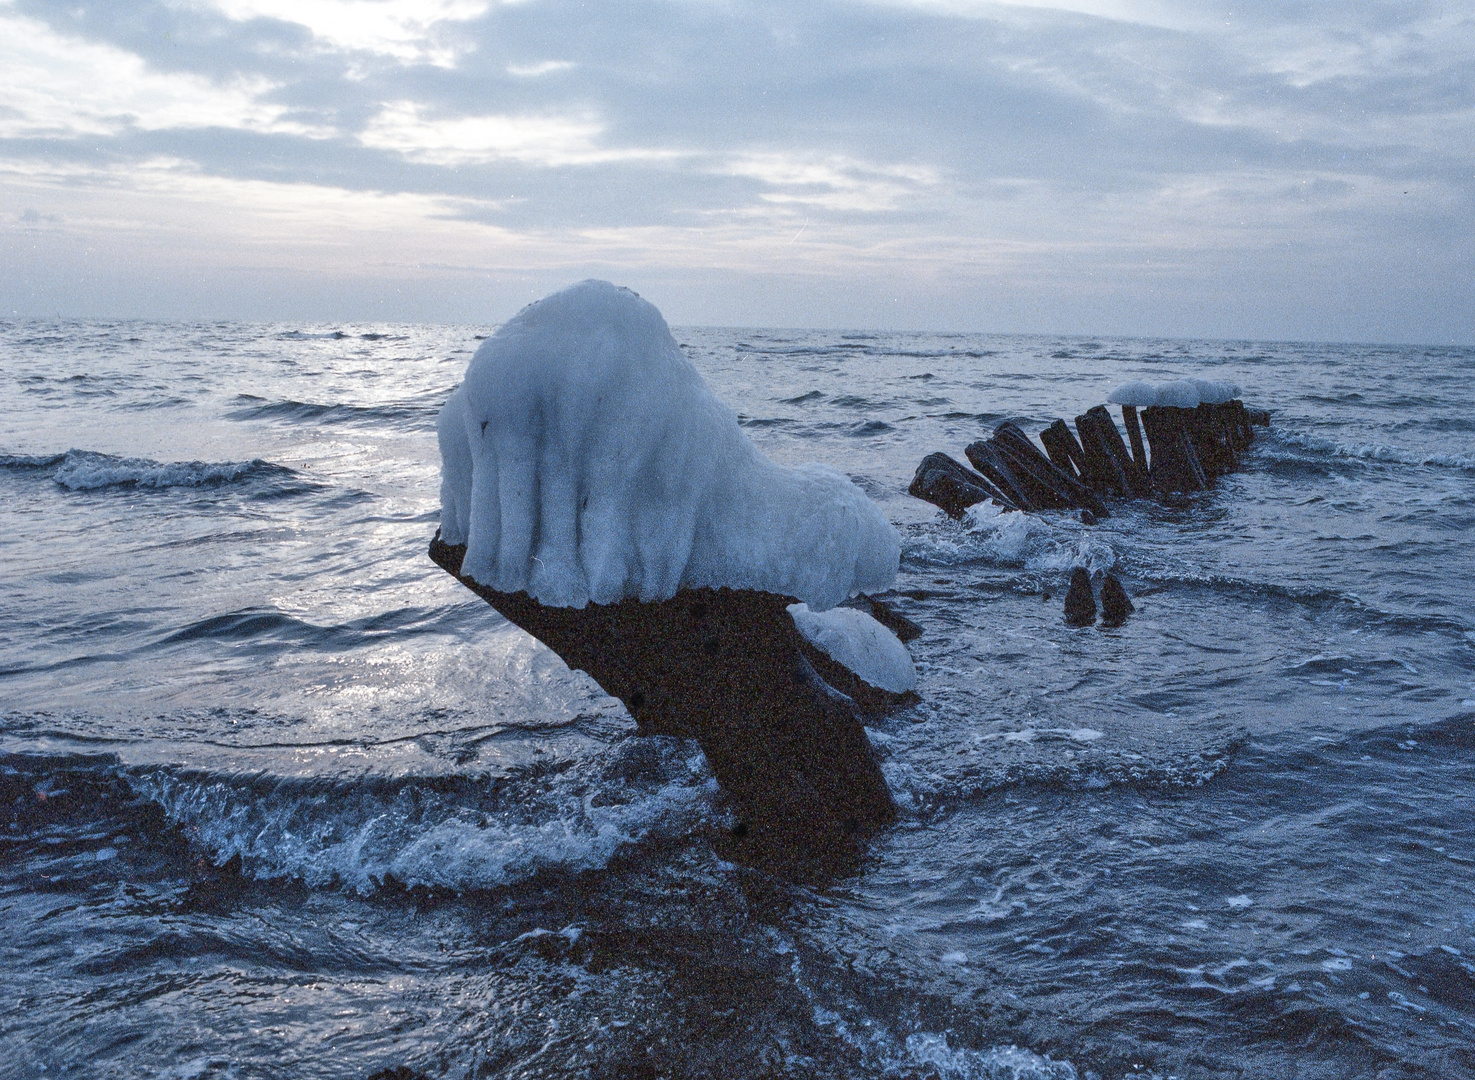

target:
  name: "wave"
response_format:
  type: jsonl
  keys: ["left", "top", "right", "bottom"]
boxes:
{"left": 226, "top": 394, "right": 439, "bottom": 428}
{"left": 1, "top": 739, "right": 713, "bottom": 895}
{"left": 0, "top": 452, "right": 68, "bottom": 470}
{"left": 885, "top": 737, "right": 1242, "bottom": 813}
{"left": 1, "top": 449, "right": 315, "bottom": 495}
{"left": 906, "top": 505, "right": 1471, "bottom": 643}
{"left": 155, "top": 605, "right": 450, "bottom": 651}
{"left": 934, "top": 410, "right": 1008, "bottom": 423}
{"left": 1272, "top": 431, "right": 1475, "bottom": 472}
{"left": 0, "top": 606, "right": 459, "bottom": 679}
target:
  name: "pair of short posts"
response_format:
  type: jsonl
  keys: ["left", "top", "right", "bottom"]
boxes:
{"left": 1064, "top": 567, "right": 1133, "bottom": 628}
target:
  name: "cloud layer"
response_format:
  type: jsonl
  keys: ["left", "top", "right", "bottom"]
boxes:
{"left": 1, "top": 0, "right": 1471, "bottom": 340}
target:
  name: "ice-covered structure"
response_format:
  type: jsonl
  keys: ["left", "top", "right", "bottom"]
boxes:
{"left": 438, "top": 280, "right": 899, "bottom": 611}
{"left": 431, "top": 281, "right": 911, "bottom": 862}
{"left": 1108, "top": 378, "right": 1241, "bottom": 408}
{"left": 787, "top": 603, "right": 917, "bottom": 694}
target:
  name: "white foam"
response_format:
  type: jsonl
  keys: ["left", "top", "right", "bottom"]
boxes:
{"left": 438, "top": 280, "right": 899, "bottom": 609}
{"left": 903, "top": 1033, "right": 1078, "bottom": 1079}
{"left": 809, "top": 1010, "right": 1077, "bottom": 1080}
{"left": 787, "top": 603, "right": 917, "bottom": 693}
{"left": 963, "top": 501, "right": 1037, "bottom": 565}
{"left": 955, "top": 504, "right": 1117, "bottom": 575}
{"left": 1107, "top": 377, "right": 1242, "bottom": 408}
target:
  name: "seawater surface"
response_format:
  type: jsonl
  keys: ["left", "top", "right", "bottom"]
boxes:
{"left": 3, "top": 320, "right": 1474, "bottom": 1080}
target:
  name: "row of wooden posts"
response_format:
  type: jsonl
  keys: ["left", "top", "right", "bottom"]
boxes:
{"left": 909, "top": 401, "right": 1270, "bottom": 520}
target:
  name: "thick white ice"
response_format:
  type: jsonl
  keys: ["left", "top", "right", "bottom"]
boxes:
{"left": 438, "top": 280, "right": 900, "bottom": 609}
{"left": 1108, "top": 377, "right": 1241, "bottom": 408}
{"left": 787, "top": 603, "right": 918, "bottom": 693}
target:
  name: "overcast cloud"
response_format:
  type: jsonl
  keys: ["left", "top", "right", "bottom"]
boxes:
{"left": 1, "top": 0, "right": 1470, "bottom": 340}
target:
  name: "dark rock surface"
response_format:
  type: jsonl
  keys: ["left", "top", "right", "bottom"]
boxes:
{"left": 1064, "top": 567, "right": 1096, "bottom": 627}
{"left": 429, "top": 533, "right": 898, "bottom": 870}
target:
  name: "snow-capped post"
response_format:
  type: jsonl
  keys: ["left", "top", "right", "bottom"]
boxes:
{"left": 430, "top": 281, "right": 915, "bottom": 867}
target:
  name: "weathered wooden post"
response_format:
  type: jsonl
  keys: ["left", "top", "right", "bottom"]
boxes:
{"left": 1040, "top": 418, "right": 1090, "bottom": 478}
{"left": 1121, "top": 405, "right": 1149, "bottom": 475}
{"left": 430, "top": 534, "right": 897, "bottom": 868}
{"left": 908, "top": 452, "right": 1016, "bottom": 517}
{"left": 992, "top": 423, "right": 1109, "bottom": 518}
{"left": 965, "top": 438, "right": 1039, "bottom": 510}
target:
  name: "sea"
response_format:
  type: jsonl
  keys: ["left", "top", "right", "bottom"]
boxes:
{"left": 3, "top": 319, "right": 1474, "bottom": 1080}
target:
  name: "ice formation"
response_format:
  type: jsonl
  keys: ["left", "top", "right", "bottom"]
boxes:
{"left": 438, "top": 280, "right": 900, "bottom": 609}
{"left": 1108, "top": 378, "right": 1241, "bottom": 408}
{"left": 787, "top": 603, "right": 918, "bottom": 693}
{"left": 1107, "top": 380, "right": 1158, "bottom": 407}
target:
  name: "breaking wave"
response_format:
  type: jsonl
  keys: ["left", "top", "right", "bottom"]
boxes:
{"left": 1, "top": 449, "right": 312, "bottom": 494}
{"left": 902, "top": 505, "right": 1119, "bottom": 577}
{"left": 1274, "top": 431, "right": 1475, "bottom": 472}
{"left": 5, "top": 741, "right": 716, "bottom": 896}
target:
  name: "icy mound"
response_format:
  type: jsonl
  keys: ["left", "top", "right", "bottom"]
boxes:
{"left": 1108, "top": 377, "right": 1241, "bottom": 408}
{"left": 438, "top": 280, "right": 899, "bottom": 609}
{"left": 787, "top": 603, "right": 917, "bottom": 693}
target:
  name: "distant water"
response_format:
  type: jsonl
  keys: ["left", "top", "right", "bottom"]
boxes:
{"left": 3, "top": 321, "right": 1475, "bottom": 1080}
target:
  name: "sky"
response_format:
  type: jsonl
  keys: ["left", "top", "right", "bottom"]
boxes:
{"left": 1, "top": 0, "right": 1472, "bottom": 341}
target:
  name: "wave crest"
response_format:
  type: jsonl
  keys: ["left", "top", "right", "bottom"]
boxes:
{"left": 128, "top": 741, "right": 714, "bottom": 894}
{"left": 1274, "top": 431, "right": 1475, "bottom": 472}
{"left": 2, "top": 449, "right": 310, "bottom": 494}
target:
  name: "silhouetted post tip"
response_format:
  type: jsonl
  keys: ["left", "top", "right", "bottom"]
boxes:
{"left": 1100, "top": 573, "right": 1134, "bottom": 628}
{"left": 1064, "top": 566, "right": 1096, "bottom": 627}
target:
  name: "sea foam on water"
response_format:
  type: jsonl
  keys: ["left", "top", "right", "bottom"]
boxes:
{"left": 438, "top": 280, "right": 900, "bottom": 611}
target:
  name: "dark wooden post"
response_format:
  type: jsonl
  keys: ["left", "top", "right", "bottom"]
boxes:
{"left": 964, "top": 439, "right": 1037, "bottom": 510}
{"left": 1086, "top": 405, "right": 1150, "bottom": 496}
{"left": 908, "top": 452, "right": 1017, "bottom": 517}
{"left": 1121, "top": 405, "right": 1148, "bottom": 475}
{"left": 992, "top": 423, "right": 1110, "bottom": 518}
{"left": 428, "top": 534, "right": 897, "bottom": 869}
{"left": 1040, "top": 419, "right": 1089, "bottom": 478}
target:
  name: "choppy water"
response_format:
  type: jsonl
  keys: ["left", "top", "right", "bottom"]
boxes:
{"left": 3, "top": 319, "right": 1474, "bottom": 1080}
